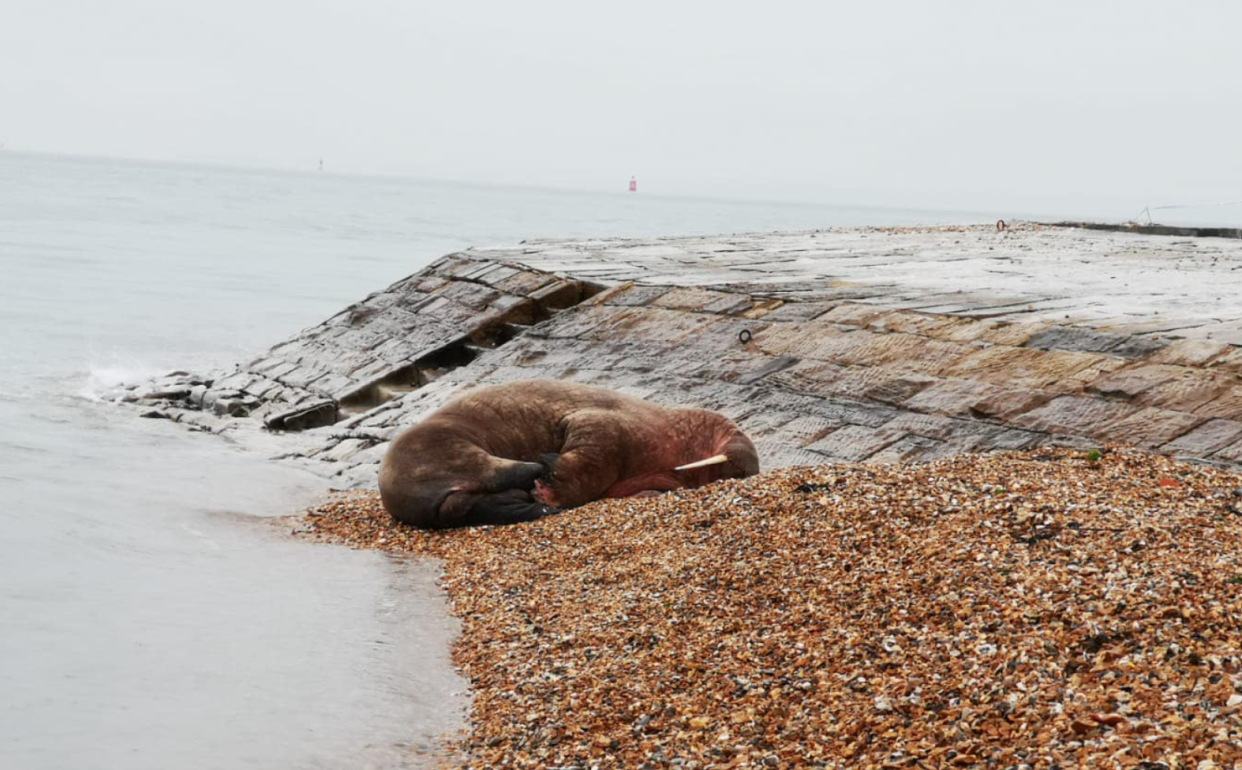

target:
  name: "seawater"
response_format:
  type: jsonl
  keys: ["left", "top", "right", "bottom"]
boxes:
{"left": 0, "top": 152, "right": 985, "bottom": 769}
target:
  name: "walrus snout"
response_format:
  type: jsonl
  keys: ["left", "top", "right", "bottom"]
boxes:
{"left": 701, "top": 432, "right": 760, "bottom": 480}
{"left": 724, "top": 433, "right": 760, "bottom": 478}
{"left": 671, "top": 431, "right": 760, "bottom": 487}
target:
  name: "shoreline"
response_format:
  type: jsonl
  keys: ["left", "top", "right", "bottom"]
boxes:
{"left": 109, "top": 221, "right": 1242, "bottom": 766}
{"left": 300, "top": 447, "right": 1242, "bottom": 768}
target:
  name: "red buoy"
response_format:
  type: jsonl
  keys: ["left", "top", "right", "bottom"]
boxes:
{"left": 629, "top": 176, "right": 637, "bottom": 192}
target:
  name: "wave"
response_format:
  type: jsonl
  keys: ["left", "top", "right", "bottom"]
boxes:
{"left": 77, "top": 359, "right": 167, "bottom": 402}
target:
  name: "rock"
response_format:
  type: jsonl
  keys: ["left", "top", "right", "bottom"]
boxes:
{"left": 319, "top": 438, "right": 369, "bottom": 463}
{"left": 264, "top": 400, "right": 338, "bottom": 432}
{"left": 149, "top": 385, "right": 190, "bottom": 399}
{"left": 529, "top": 280, "right": 588, "bottom": 310}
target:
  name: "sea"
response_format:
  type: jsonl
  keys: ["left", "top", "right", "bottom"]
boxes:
{"left": 0, "top": 151, "right": 996, "bottom": 769}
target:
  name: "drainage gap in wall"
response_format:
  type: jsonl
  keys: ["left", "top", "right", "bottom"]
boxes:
{"left": 337, "top": 342, "right": 479, "bottom": 416}
{"left": 275, "top": 277, "right": 604, "bottom": 430}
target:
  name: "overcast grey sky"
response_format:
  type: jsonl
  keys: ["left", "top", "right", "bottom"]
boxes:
{"left": 3, "top": 1, "right": 1240, "bottom": 215}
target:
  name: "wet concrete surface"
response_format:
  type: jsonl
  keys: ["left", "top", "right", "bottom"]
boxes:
{"left": 120, "top": 223, "right": 1242, "bottom": 488}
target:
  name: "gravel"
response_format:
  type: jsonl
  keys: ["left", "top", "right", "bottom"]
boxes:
{"left": 300, "top": 448, "right": 1242, "bottom": 769}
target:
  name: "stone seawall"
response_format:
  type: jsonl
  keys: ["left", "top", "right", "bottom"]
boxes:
{"left": 121, "top": 223, "right": 1242, "bottom": 488}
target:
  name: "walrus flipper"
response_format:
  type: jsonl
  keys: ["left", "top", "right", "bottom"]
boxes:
{"left": 538, "top": 453, "right": 561, "bottom": 477}
{"left": 490, "top": 459, "right": 548, "bottom": 491}
{"left": 536, "top": 410, "right": 629, "bottom": 508}
{"left": 464, "top": 490, "right": 560, "bottom": 527}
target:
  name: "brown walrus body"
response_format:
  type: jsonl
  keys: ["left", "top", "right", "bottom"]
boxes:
{"left": 378, "top": 380, "right": 759, "bottom": 528}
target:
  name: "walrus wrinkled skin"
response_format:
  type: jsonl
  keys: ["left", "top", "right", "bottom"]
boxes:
{"left": 378, "top": 380, "right": 759, "bottom": 529}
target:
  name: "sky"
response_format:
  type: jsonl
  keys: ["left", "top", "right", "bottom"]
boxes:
{"left": 3, "top": 0, "right": 1241, "bottom": 217}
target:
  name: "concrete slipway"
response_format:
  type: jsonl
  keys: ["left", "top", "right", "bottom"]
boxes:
{"left": 122, "top": 223, "right": 1242, "bottom": 487}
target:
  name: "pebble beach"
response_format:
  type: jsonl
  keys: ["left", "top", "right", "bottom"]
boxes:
{"left": 301, "top": 448, "right": 1242, "bottom": 769}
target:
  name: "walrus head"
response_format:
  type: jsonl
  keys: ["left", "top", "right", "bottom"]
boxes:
{"left": 379, "top": 425, "right": 550, "bottom": 528}
{"left": 377, "top": 465, "right": 468, "bottom": 528}
{"left": 673, "top": 431, "right": 759, "bottom": 485}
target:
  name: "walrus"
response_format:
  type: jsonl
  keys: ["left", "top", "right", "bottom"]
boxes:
{"left": 378, "top": 380, "right": 759, "bottom": 528}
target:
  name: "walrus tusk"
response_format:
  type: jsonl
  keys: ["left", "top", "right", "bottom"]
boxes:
{"left": 674, "top": 454, "right": 729, "bottom": 471}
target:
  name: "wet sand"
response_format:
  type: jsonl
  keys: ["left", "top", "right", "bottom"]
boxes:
{"left": 301, "top": 448, "right": 1242, "bottom": 769}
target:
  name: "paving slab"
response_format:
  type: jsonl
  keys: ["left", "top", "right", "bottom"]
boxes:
{"left": 805, "top": 425, "right": 902, "bottom": 462}
{"left": 868, "top": 435, "right": 957, "bottom": 465}
{"left": 1133, "top": 370, "right": 1239, "bottom": 413}
{"left": 1095, "top": 407, "right": 1204, "bottom": 449}
{"left": 1011, "top": 396, "right": 1140, "bottom": 436}
{"left": 1145, "top": 338, "right": 1235, "bottom": 367}
{"left": 1197, "top": 385, "right": 1242, "bottom": 420}
{"left": 1162, "top": 419, "right": 1242, "bottom": 457}
{"left": 942, "top": 347, "right": 1119, "bottom": 392}
{"left": 1024, "top": 327, "right": 1127, "bottom": 355}
{"left": 1213, "top": 438, "right": 1242, "bottom": 464}
{"left": 1086, "top": 365, "right": 1186, "bottom": 400}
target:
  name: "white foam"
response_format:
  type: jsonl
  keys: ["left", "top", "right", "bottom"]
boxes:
{"left": 78, "top": 360, "right": 166, "bottom": 402}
